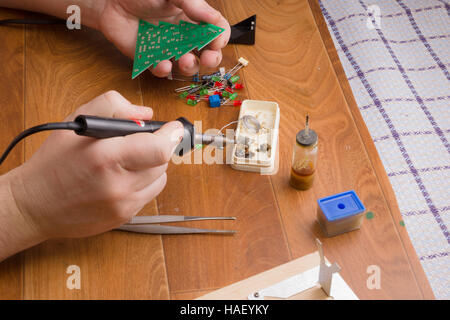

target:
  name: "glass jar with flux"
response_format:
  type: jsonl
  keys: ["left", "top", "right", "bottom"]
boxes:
{"left": 290, "top": 121, "right": 318, "bottom": 190}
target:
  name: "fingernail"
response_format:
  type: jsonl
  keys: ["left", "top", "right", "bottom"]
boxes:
{"left": 172, "top": 126, "right": 185, "bottom": 141}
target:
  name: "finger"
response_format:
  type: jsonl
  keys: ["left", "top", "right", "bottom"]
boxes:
{"left": 151, "top": 60, "right": 173, "bottom": 78}
{"left": 199, "top": 49, "right": 222, "bottom": 68}
{"left": 177, "top": 53, "right": 199, "bottom": 76}
{"left": 65, "top": 91, "right": 153, "bottom": 121}
{"left": 132, "top": 172, "right": 168, "bottom": 206}
{"left": 171, "top": 0, "right": 230, "bottom": 50}
{"left": 117, "top": 121, "right": 184, "bottom": 170}
{"left": 206, "top": 15, "right": 231, "bottom": 51}
{"left": 129, "top": 163, "right": 168, "bottom": 192}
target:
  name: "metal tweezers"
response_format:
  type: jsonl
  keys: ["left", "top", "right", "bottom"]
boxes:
{"left": 115, "top": 215, "right": 236, "bottom": 234}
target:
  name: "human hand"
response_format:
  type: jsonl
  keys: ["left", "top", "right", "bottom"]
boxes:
{"left": 98, "top": 0, "right": 231, "bottom": 77}
{"left": 7, "top": 91, "right": 184, "bottom": 239}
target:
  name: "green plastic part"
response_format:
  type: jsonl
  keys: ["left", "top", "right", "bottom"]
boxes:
{"left": 211, "top": 76, "right": 221, "bottom": 82}
{"left": 230, "top": 75, "right": 240, "bottom": 83}
{"left": 199, "top": 88, "right": 209, "bottom": 95}
{"left": 187, "top": 99, "right": 197, "bottom": 106}
{"left": 179, "top": 92, "right": 188, "bottom": 99}
{"left": 230, "top": 93, "right": 238, "bottom": 100}
{"left": 222, "top": 91, "right": 230, "bottom": 98}
{"left": 132, "top": 20, "right": 225, "bottom": 79}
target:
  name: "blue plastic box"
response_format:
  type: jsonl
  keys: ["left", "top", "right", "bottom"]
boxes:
{"left": 317, "top": 190, "right": 365, "bottom": 237}
{"left": 209, "top": 94, "right": 221, "bottom": 108}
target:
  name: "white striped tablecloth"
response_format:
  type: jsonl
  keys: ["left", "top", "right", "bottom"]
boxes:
{"left": 319, "top": 0, "right": 450, "bottom": 299}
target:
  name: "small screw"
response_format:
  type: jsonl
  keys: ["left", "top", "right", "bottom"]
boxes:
{"left": 253, "top": 292, "right": 259, "bottom": 298}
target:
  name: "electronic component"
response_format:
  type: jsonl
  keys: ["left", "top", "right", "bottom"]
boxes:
{"left": 209, "top": 95, "right": 221, "bottom": 108}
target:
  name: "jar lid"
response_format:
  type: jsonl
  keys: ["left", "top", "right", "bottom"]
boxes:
{"left": 296, "top": 129, "right": 318, "bottom": 146}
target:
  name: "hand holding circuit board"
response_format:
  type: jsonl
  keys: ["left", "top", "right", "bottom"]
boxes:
{"left": 99, "top": 0, "right": 230, "bottom": 78}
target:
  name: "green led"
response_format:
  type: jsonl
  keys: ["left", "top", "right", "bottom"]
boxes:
{"left": 211, "top": 76, "right": 221, "bottom": 82}
{"left": 230, "top": 75, "right": 240, "bottom": 83}
{"left": 187, "top": 99, "right": 197, "bottom": 106}
{"left": 222, "top": 91, "right": 230, "bottom": 98}
{"left": 199, "top": 88, "right": 209, "bottom": 95}
{"left": 189, "top": 84, "right": 197, "bottom": 88}
{"left": 179, "top": 92, "right": 188, "bottom": 99}
{"left": 230, "top": 93, "right": 238, "bottom": 100}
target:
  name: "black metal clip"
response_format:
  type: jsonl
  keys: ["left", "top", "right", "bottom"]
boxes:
{"left": 229, "top": 15, "right": 256, "bottom": 45}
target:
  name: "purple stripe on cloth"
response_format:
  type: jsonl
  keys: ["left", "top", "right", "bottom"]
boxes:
{"left": 361, "top": 1, "right": 450, "bottom": 156}
{"left": 373, "top": 129, "right": 450, "bottom": 143}
{"left": 319, "top": 0, "right": 450, "bottom": 244}
{"left": 403, "top": 206, "right": 450, "bottom": 217}
{"left": 396, "top": 0, "right": 450, "bottom": 81}
{"left": 337, "top": 34, "right": 450, "bottom": 52}
{"left": 436, "top": 0, "right": 450, "bottom": 17}
{"left": 348, "top": 63, "right": 450, "bottom": 81}
{"left": 360, "top": 96, "right": 450, "bottom": 111}
{"left": 335, "top": 5, "right": 444, "bottom": 23}
{"left": 420, "top": 251, "right": 449, "bottom": 261}
{"left": 388, "top": 165, "right": 450, "bottom": 177}
{"left": 357, "top": 0, "right": 450, "bottom": 244}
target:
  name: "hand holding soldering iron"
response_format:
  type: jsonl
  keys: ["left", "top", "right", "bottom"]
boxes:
{"left": 0, "top": 91, "right": 183, "bottom": 260}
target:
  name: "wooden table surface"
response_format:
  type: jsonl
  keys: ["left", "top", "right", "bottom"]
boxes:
{"left": 0, "top": 0, "right": 434, "bottom": 299}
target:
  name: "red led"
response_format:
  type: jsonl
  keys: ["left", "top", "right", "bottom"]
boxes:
{"left": 225, "top": 87, "right": 233, "bottom": 93}
{"left": 186, "top": 94, "right": 196, "bottom": 100}
{"left": 233, "top": 100, "right": 242, "bottom": 107}
{"left": 214, "top": 81, "right": 223, "bottom": 87}
{"left": 234, "top": 83, "right": 244, "bottom": 90}
{"left": 214, "top": 91, "right": 222, "bottom": 97}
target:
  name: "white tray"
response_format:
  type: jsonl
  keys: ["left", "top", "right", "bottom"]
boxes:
{"left": 231, "top": 100, "right": 280, "bottom": 174}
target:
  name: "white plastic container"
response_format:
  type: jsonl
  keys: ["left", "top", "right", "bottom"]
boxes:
{"left": 230, "top": 100, "right": 280, "bottom": 174}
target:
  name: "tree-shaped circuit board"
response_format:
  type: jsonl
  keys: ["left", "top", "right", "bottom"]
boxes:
{"left": 132, "top": 20, "right": 225, "bottom": 79}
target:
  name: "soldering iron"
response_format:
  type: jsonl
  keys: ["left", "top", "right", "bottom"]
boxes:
{"left": 0, "top": 115, "right": 239, "bottom": 166}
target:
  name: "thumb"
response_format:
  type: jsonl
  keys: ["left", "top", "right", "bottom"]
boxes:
{"left": 116, "top": 121, "right": 185, "bottom": 170}
{"left": 65, "top": 91, "right": 153, "bottom": 121}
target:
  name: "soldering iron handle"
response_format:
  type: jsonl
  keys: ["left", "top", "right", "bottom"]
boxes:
{"left": 73, "top": 115, "right": 195, "bottom": 156}
{"left": 74, "top": 115, "right": 166, "bottom": 138}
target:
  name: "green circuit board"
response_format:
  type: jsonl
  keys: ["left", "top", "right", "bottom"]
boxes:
{"left": 132, "top": 20, "right": 225, "bottom": 79}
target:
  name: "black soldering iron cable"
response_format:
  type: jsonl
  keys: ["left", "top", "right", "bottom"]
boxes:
{"left": 0, "top": 122, "right": 82, "bottom": 166}
{"left": 0, "top": 19, "right": 66, "bottom": 25}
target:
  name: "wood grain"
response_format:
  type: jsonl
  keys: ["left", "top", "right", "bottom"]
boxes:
{"left": 0, "top": 0, "right": 433, "bottom": 300}
{"left": 197, "top": 252, "right": 333, "bottom": 300}
{"left": 139, "top": 5, "right": 292, "bottom": 293}
{"left": 22, "top": 23, "right": 169, "bottom": 299}
{"left": 220, "top": 0, "right": 427, "bottom": 299}
{"left": 307, "top": 0, "right": 435, "bottom": 299}
{"left": 0, "top": 8, "right": 25, "bottom": 300}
